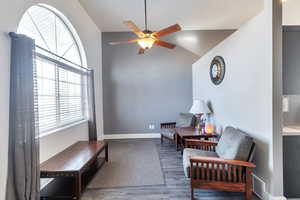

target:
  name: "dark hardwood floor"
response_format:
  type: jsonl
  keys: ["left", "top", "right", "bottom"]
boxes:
{"left": 82, "top": 139, "right": 260, "bottom": 200}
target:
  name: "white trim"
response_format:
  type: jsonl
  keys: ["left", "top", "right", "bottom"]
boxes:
{"left": 38, "top": 4, "right": 87, "bottom": 67}
{"left": 104, "top": 133, "right": 161, "bottom": 140}
{"left": 253, "top": 173, "right": 266, "bottom": 199}
{"left": 252, "top": 173, "right": 286, "bottom": 200}
{"left": 267, "top": 195, "right": 287, "bottom": 200}
{"left": 282, "top": 132, "right": 300, "bottom": 136}
{"left": 39, "top": 119, "right": 88, "bottom": 138}
{"left": 40, "top": 178, "right": 53, "bottom": 189}
{"left": 257, "top": 193, "right": 287, "bottom": 200}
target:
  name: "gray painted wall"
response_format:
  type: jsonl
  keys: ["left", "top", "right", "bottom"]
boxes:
{"left": 283, "top": 27, "right": 300, "bottom": 95}
{"left": 282, "top": 27, "right": 300, "bottom": 125}
{"left": 283, "top": 136, "right": 300, "bottom": 198}
{"left": 192, "top": 0, "right": 284, "bottom": 196}
{"left": 102, "top": 31, "right": 233, "bottom": 135}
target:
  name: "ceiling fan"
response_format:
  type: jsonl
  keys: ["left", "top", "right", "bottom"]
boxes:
{"left": 109, "top": 0, "right": 182, "bottom": 54}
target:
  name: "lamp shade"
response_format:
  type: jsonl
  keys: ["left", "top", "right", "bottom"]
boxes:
{"left": 189, "top": 100, "right": 211, "bottom": 114}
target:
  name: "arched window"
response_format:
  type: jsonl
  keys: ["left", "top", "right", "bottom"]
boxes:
{"left": 18, "top": 4, "right": 85, "bottom": 66}
{"left": 18, "top": 5, "right": 88, "bottom": 134}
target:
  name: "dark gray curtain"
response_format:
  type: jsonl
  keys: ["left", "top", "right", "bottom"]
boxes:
{"left": 6, "top": 33, "right": 40, "bottom": 200}
{"left": 87, "top": 69, "right": 98, "bottom": 141}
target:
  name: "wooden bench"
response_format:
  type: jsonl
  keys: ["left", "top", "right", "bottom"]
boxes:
{"left": 40, "top": 141, "right": 108, "bottom": 200}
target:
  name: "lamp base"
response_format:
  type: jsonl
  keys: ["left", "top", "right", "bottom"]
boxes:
{"left": 195, "top": 114, "right": 204, "bottom": 134}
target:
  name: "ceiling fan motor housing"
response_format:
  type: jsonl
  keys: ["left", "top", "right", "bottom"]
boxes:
{"left": 143, "top": 30, "right": 153, "bottom": 34}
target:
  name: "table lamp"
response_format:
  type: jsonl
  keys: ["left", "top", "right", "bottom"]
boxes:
{"left": 189, "top": 100, "right": 211, "bottom": 132}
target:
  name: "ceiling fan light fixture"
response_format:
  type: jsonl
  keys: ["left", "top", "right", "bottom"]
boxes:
{"left": 138, "top": 37, "right": 156, "bottom": 49}
{"left": 109, "top": 0, "right": 181, "bottom": 54}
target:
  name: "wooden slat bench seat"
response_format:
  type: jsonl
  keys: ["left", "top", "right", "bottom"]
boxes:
{"left": 40, "top": 141, "right": 108, "bottom": 200}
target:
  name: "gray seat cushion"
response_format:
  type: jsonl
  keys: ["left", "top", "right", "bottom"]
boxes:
{"left": 216, "top": 127, "right": 253, "bottom": 161}
{"left": 176, "top": 113, "right": 196, "bottom": 128}
{"left": 183, "top": 148, "right": 218, "bottom": 178}
{"left": 161, "top": 128, "right": 176, "bottom": 139}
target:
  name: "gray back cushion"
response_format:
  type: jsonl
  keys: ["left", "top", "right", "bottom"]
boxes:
{"left": 176, "top": 113, "right": 196, "bottom": 128}
{"left": 216, "top": 127, "right": 253, "bottom": 161}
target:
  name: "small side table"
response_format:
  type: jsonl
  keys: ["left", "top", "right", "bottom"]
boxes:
{"left": 175, "top": 127, "right": 219, "bottom": 153}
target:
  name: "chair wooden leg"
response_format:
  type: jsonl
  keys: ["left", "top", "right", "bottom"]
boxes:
{"left": 245, "top": 168, "right": 253, "bottom": 200}
{"left": 191, "top": 187, "right": 194, "bottom": 200}
{"left": 181, "top": 137, "right": 185, "bottom": 155}
{"left": 175, "top": 134, "right": 179, "bottom": 151}
{"left": 161, "top": 134, "right": 163, "bottom": 144}
{"left": 245, "top": 190, "right": 252, "bottom": 200}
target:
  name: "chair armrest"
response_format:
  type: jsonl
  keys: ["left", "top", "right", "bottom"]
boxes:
{"left": 189, "top": 156, "right": 255, "bottom": 183}
{"left": 185, "top": 139, "right": 218, "bottom": 152}
{"left": 190, "top": 156, "right": 256, "bottom": 168}
{"left": 160, "top": 122, "right": 176, "bottom": 129}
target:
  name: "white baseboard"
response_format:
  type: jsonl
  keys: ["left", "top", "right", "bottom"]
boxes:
{"left": 104, "top": 133, "right": 161, "bottom": 140}
{"left": 267, "top": 195, "right": 287, "bottom": 200}
{"left": 259, "top": 193, "right": 286, "bottom": 200}
{"left": 40, "top": 178, "right": 53, "bottom": 189}
{"left": 256, "top": 190, "right": 287, "bottom": 200}
{"left": 252, "top": 173, "right": 286, "bottom": 200}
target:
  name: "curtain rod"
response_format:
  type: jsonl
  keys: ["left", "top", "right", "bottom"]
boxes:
{"left": 35, "top": 45, "right": 92, "bottom": 71}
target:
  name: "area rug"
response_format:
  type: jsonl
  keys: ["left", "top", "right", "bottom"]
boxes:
{"left": 87, "top": 140, "right": 164, "bottom": 188}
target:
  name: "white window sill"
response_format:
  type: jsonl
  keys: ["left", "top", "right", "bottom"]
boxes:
{"left": 39, "top": 119, "right": 88, "bottom": 138}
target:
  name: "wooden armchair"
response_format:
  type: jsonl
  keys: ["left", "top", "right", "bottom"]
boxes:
{"left": 160, "top": 122, "right": 177, "bottom": 129}
{"left": 184, "top": 128, "right": 256, "bottom": 200}
{"left": 185, "top": 139, "right": 218, "bottom": 152}
{"left": 160, "top": 113, "right": 196, "bottom": 150}
{"left": 160, "top": 122, "right": 178, "bottom": 149}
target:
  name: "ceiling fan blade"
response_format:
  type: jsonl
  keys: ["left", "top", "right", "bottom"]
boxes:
{"left": 109, "top": 39, "right": 138, "bottom": 45}
{"left": 152, "top": 24, "right": 182, "bottom": 38}
{"left": 154, "top": 40, "right": 176, "bottom": 49}
{"left": 138, "top": 48, "right": 145, "bottom": 54}
{"left": 124, "top": 21, "right": 145, "bottom": 38}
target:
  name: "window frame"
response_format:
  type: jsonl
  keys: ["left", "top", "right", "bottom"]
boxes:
{"left": 18, "top": 4, "right": 89, "bottom": 136}
{"left": 35, "top": 53, "right": 88, "bottom": 134}
{"left": 38, "top": 5, "right": 83, "bottom": 66}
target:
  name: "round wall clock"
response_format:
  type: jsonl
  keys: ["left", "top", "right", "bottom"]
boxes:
{"left": 210, "top": 56, "right": 226, "bottom": 85}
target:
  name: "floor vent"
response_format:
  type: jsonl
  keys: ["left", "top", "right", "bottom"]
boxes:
{"left": 253, "top": 173, "right": 266, "bottom": 199}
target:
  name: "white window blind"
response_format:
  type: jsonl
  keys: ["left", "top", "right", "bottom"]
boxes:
{"left": 36, "top": 56, "right": 87, "bottom": 133}
{"left": 17, "top": 5, "right": 88, "bottom": 133}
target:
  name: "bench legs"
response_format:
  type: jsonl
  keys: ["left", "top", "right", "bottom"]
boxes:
{"left": 105, "top": 143, "right": 109, "bottom": 162}
{"left": 75, "top": 172, "right": 82, "bottom": 200}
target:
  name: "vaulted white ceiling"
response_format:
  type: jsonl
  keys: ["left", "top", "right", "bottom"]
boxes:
{"left": 79, "top": 0, "right": 264, "bottom": 32}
